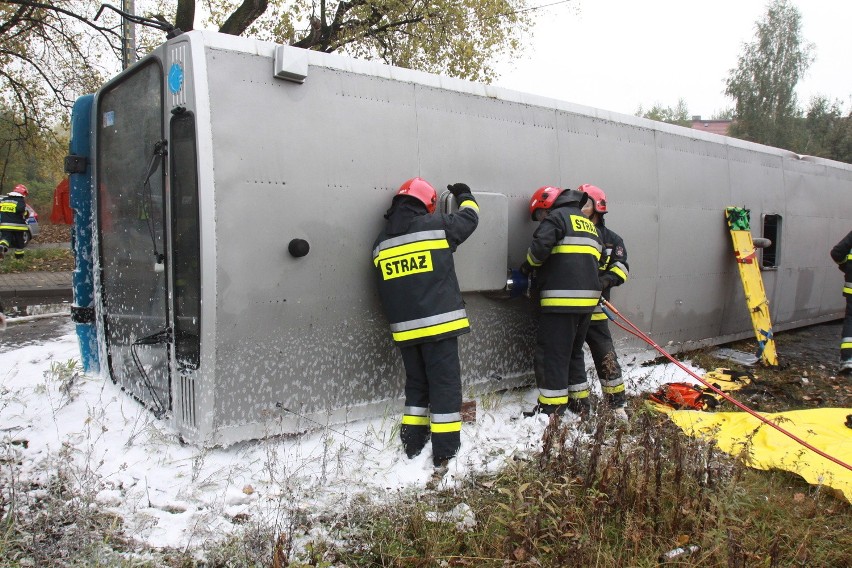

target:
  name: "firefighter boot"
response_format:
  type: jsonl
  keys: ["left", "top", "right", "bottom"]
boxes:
{"left": 841, "top": 359, "right": 852, "bottom": 375}
{"left": 604, "top": 392, "right": 629, "bottom": 423}
{"left": 566, "top": 397, "right": 591, "bottom": 421}
{"left": 523, "top": 403, "right": 566, "bottom": 418}
{"left": 431, "top": 430, "right": 460, "bottom": 467}
{"left": 400, "top": 425, "right": 430, "bottom": 459}
{"left": 604, "top": 391, "right": 627, "bottom": 408}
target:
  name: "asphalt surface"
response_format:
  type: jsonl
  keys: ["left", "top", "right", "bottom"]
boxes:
{"left": 0, "top": 271, "right": 72, "bottom": 315}
{"left": 0, "top": 240, "right": 72, "bottom": 305}
{"left": 0, "top": 267, "right": 72, "bottom": 351}
{"left": 0, "top": 266, "right": 846, "bottom": 371}
{"left": 0, "top": 314, "right": 74, "bottom": 353}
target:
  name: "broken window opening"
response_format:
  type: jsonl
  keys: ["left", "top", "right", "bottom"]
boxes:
{"left": 761, "top": 214, "right": 781, "bottom": 269}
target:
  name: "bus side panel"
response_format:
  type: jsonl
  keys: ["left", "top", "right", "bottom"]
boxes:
{"left": 208, "top": 51, "right": 416, "bottom": 427}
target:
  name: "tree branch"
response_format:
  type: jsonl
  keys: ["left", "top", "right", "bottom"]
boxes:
{"left": 174, "top": 0, "right": 195, "bottom": 32}
{"left": 0, "top": 48, "right": 68, "bottom": 107}
{"left": 325, "top": 14, "right": 426, "bottom": 54}
{"left": 2, "top": 0, "right": 121, "bottom": 39}
{"left": 0, "top": 4, "right": 32, "bottom": 36}
{"left": 218, "top": 0, "right": 268, "bottom": 36}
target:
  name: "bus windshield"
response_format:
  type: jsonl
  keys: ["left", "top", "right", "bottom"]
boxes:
{"left": 96, "top": 59, "right": 170, "bottom": 414}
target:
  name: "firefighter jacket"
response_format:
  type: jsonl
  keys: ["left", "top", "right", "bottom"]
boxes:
{"left": 373, "top": 196, "right": 479, "bottom": 346}
{"left": 0, "top": 192, "right": 29, "bottom": 231}
{"left": 592, "top": 223, "right": 630, "bottom": 321}
{"left": 526, "top": 203, "right": 603, "bottom": 313}
{"left": 830, "top": 229, "right": 852, "bottom": 297}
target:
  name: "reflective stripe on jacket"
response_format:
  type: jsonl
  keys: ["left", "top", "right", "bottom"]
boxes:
{"left": 592, "top": 223, "right": 630, "bottom": 320}
{"left": 527, "top": 205, "right": 602, "bottom": 313}
{"left": 373, "top": 199, "right": 479, "bottom": 345}
{"left": 830, "top": 230, "right": 852, "bottom": 297}
{"left": 0, "top": 194, "right": 29, "bottom": 231}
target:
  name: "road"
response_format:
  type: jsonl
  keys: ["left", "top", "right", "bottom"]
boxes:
{"left": 1, "top": 314, "right": 74, "bottom": 354}
{"left": 1, "top": 313, "right": 844, "bottom": 366}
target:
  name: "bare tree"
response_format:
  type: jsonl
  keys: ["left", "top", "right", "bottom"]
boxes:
{"left": 194, "top": 0, "right": 535, "bottom": 83}
{"left": 1, "top": 0, "right": 121, "bottom": 140}
{"left": 0, "top": 0, "right": 541, "bottom": 146}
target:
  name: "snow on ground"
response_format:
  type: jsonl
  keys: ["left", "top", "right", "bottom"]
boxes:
{"left": 0, "top": 320, "right": 704, "bottom": 554}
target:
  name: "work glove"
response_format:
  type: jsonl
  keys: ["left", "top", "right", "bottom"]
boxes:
{"left": 519, "top": 260, "right": 534, "bottom": 276}
{"left": 447, "top": 183, "right": 472, "bottom": 199}
{"left": 599, "top": 275, "right": 613, "bottom": 291}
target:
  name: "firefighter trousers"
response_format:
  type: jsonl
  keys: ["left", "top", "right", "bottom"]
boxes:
{"left": 842, "top": 296, "right": 852, "bottom": 363}
{"left": 534, "top": 312, "right": 591, "bottom": 412}
{"left": 585, "top": 319, "right": 626, "bottom": 405}
{"left": 0, "top": 230, "right": 26, "bottom": 258}
{"left": 399, "top": 337, "right": 462, "bottom": 466}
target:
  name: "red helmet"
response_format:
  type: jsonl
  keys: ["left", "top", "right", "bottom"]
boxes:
{"left": 396, "top": 177, "right": 437, "bottom": 213}
{"left": 578, "top": 183, "right": 606, "bottom": 214}
{"left": 13, "top": 184, "right": 28, "bottom": 197}
{"left": 528, "top": 186, "right": 563, "bottom": 220}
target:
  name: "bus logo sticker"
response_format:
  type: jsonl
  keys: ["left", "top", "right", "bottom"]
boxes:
{"left": 169, "top": 63, "right": 184, "bottom": 94}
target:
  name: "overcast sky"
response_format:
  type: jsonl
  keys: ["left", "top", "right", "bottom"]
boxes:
{"left": 493, "top": 0, "right": 852, "bottom": 119}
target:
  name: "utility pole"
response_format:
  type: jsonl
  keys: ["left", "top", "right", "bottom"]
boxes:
{"left": 122, "top": 0, "right": 137, "bottom": 69}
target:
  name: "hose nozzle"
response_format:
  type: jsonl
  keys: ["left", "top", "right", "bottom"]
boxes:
{"left": 506, "top": 269, "right": 531, "bottom": 299}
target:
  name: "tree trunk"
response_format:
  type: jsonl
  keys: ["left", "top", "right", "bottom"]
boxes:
{"left": 174, "top": 0, "right": 195, "bottom": 32}
{"left": 219, "top": 0, "right": 268, "bottom": 36}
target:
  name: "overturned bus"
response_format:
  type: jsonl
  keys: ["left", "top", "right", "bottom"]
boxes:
{"left": 66, "top": 30, "right": 852, "bottom": 445}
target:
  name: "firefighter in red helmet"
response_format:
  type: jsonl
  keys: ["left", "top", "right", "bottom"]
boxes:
{"left": 0, "top": 184, "right": 30, "bottom": 260}
{"left": 520, "top": 185, "right": 603, "bottom": 418}
{"left": 830, "top": 229, "right": 852, "bottom": 373}
{"left": 372, "top": 177, "right": 479, "bottom": 468}
{"left": 579, "top": 184, "right": 630, "bottom": 421}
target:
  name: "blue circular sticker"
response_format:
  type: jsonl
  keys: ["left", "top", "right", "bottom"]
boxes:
{"left": 168, "top": 63, "right": 184, "bottom": 94}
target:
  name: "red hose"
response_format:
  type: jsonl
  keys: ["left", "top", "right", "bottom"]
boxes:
{"left": 602, "top": 299, "right": 852, "bottom": 473}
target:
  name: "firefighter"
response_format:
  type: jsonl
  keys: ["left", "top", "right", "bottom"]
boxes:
{"left": 830, "top": 229, "right": 852, "bottom": 374}
{"left": 372, "top": 178, "right": 479, "bottom": 467}
{"left": 579, "top": 184, "right": 630, "bottom": 420}
{"left": 0, "top": 184, "right": 30, "bottom": 260}
{"left": 520, "top": 186, "right": 602, "bottom": 418}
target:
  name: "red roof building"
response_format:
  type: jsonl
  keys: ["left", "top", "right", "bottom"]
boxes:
{"left": 691, "top": 116, "right": 733, "bottom": 136}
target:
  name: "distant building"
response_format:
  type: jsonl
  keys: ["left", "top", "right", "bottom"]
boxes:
{"left": 691, "top": 115, "right": 733, "bottom": 136}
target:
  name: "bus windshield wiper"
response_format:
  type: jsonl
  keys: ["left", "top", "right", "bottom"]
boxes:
{"left": 139, "top": 139, "right": 168, "bottom": 266}
{"left": 131, "top": 327, "right": 172, "bottom": 417}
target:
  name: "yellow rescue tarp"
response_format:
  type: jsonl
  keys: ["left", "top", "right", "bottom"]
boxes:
{"left": 656, "top": 406, "right": 852, "bottom": 501}
{"left": 702, "top": 368, "right": 751, "bottom": 392}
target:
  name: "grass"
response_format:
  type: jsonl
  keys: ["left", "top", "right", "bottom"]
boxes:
{"left": 304, "top": 409, "right": 851, "bottom": 567}
{"left": 0, "top": 471, "right": 144, "bottom": 567}
{"left": 1, "top": 350, "right": 850, "bottom": 566}
{"left": 0, "top": 247, "right": 73, "bottom": 274}
{"left": 0, "top": 359, "right": 160, "bottom": 567}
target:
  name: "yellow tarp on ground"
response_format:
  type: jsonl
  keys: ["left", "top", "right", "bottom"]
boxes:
{"left": 655, "top": 406, "right": 852, "bottom": 501}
